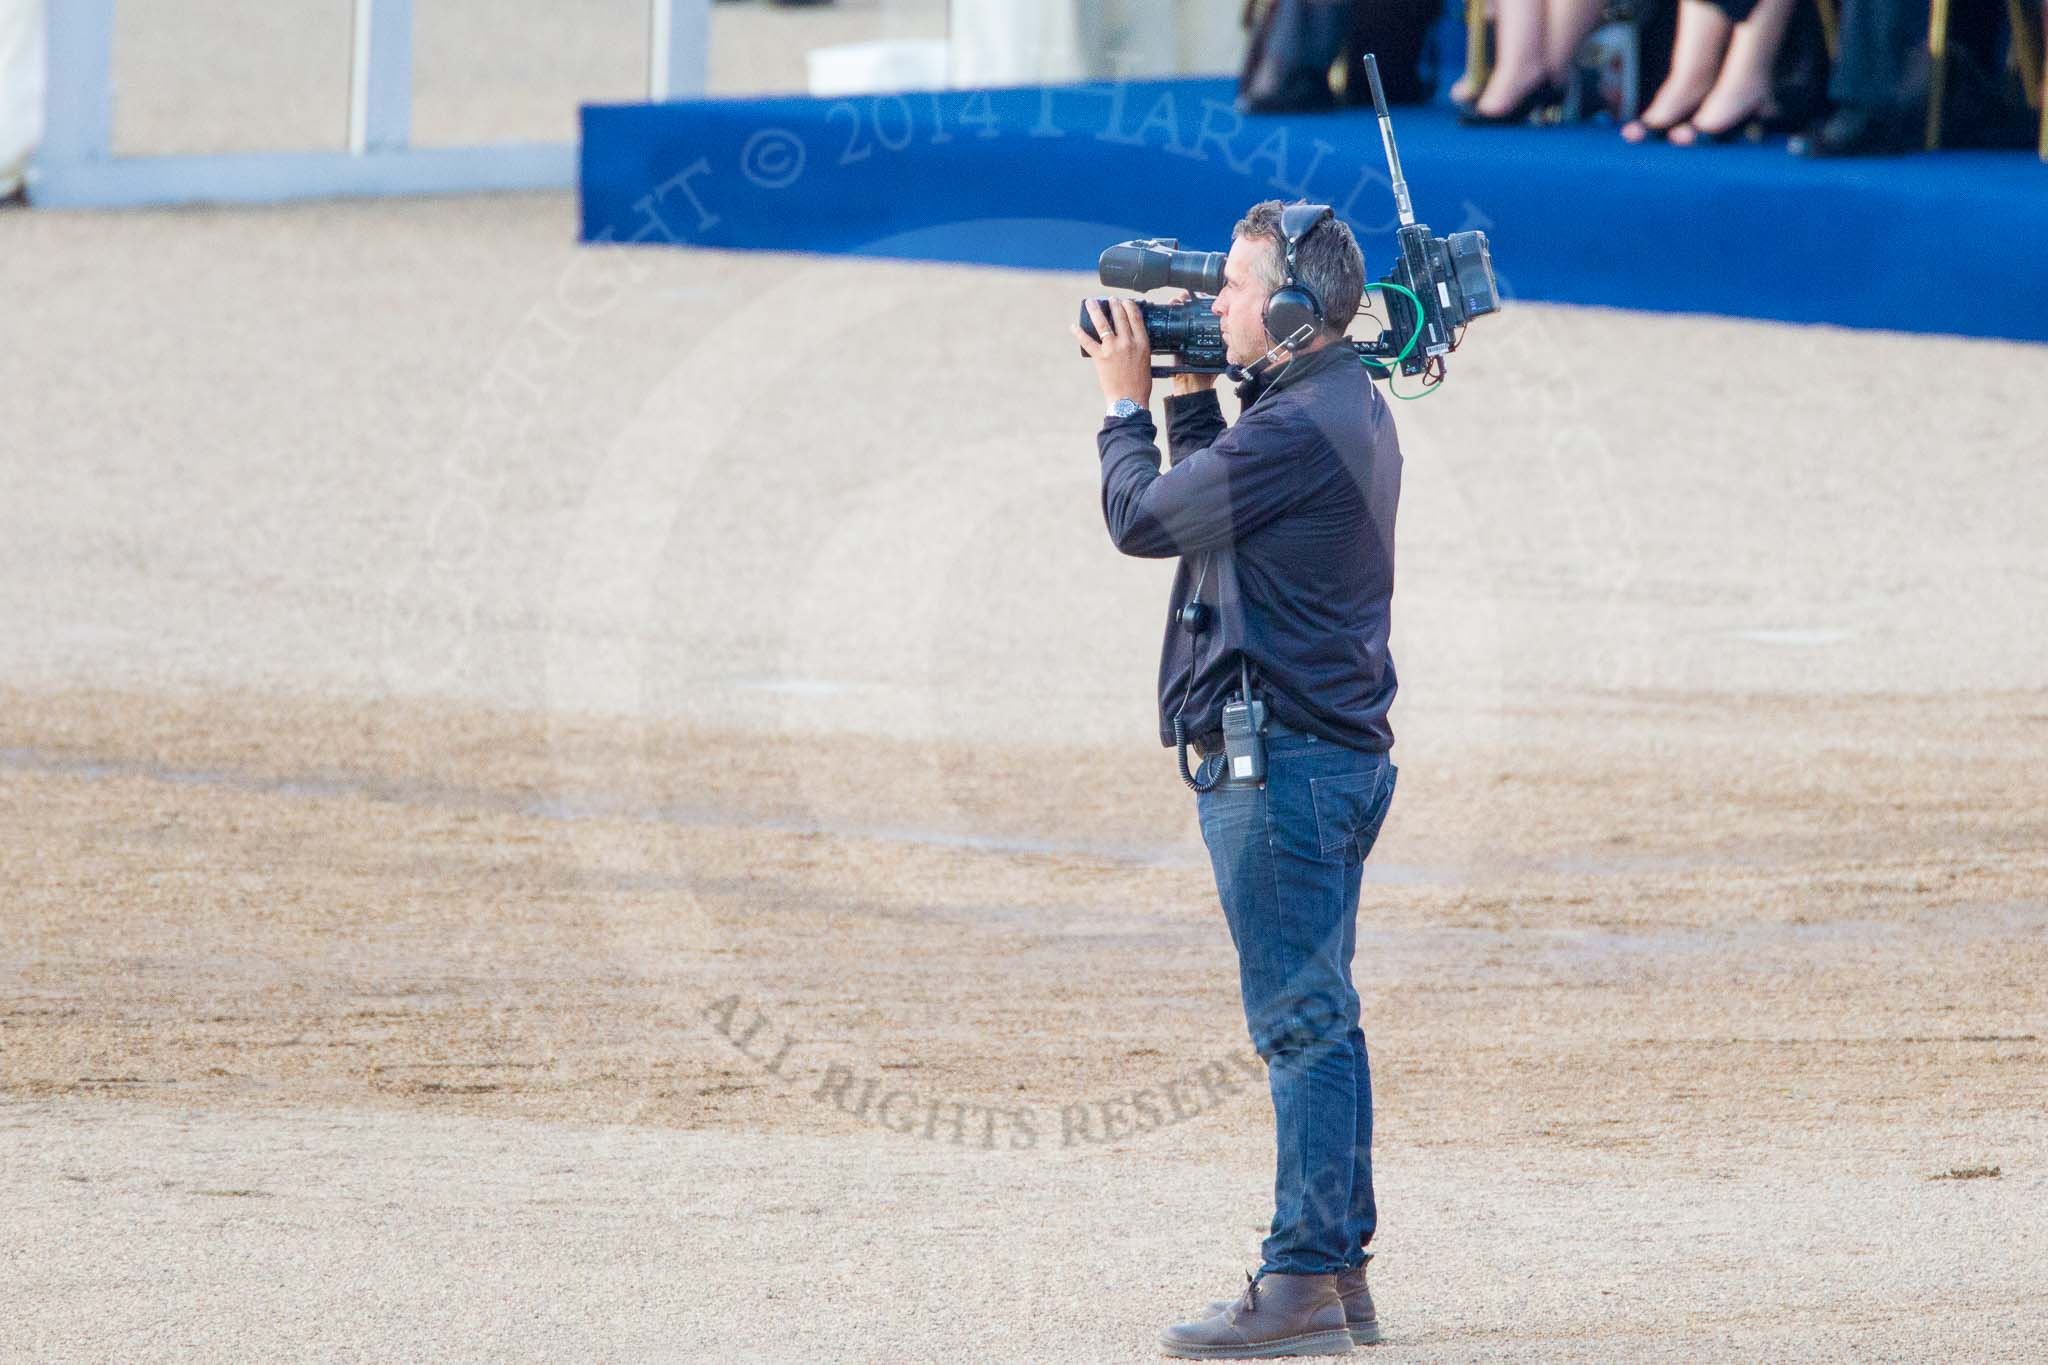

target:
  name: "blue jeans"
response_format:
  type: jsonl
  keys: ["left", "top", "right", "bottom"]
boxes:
{"left": 1195, "top": 731, "right": 1398, "bottom": 1277}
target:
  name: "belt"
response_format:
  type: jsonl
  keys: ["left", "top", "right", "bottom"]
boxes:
{"left": 1192, "top": 713, "right": 1302, "bottom": 760}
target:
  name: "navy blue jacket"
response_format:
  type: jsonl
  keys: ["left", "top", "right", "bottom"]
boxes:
{"left": 1097, "top": 342, "right": 1402, "bottom": 753}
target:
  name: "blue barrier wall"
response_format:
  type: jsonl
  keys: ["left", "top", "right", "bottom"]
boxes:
{"left": 582, "top": 78, "right": 2048, "bottom": 343}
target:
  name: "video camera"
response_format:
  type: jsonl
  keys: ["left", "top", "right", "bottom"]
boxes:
{"left": 1075, "top": 57, "right": 1500, "bottom": 387}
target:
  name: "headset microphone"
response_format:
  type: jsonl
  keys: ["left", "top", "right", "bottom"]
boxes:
{"left": 1227, "top": 322, "right": 1318, "bottom": 386}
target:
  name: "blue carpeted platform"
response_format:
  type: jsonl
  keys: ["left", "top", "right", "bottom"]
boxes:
{"left": 581, "top": 77, "right": 2048, "bottom": 343}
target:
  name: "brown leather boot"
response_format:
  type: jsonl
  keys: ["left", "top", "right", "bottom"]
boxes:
{"left": 1333, "top": 1262, "right": 1380, "bottom": 1345}
{"left": 1162, "top": 1271, "right": 1354, "bottom": 1359}
{"left": 1205, "top": 1261, "right": 1379, "bottom": 1346}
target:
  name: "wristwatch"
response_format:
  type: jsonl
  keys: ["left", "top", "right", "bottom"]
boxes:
{"left": 1106, "top": 397, "right": 1146, "bottom": 422}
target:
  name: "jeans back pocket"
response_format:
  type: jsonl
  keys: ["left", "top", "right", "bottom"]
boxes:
{"left": 1309, "top": 760, "right": 1398, "bottom": 864}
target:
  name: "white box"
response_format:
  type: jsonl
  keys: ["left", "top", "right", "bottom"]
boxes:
{"left": 806, "top": 38, "right": 952, "bottom": 97}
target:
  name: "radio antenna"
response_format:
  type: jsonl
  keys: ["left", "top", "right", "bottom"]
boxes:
{"left": 1362, "top": 54, "right": 1416, "bottom": 229}
{"left": 1359, "top": 53, "right": 1452, "bottom": 369}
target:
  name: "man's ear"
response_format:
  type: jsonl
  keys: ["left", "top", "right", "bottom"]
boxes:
{"left": 1253, "top": 295, "right": 1280, "bottom": 353}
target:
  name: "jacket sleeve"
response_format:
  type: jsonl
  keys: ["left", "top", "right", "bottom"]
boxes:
{"left": 1163, "top": 389, "right": 1227, "bottom": 466}
{"left": 1098, "top": 404, "right": 1308, "bottom": 559}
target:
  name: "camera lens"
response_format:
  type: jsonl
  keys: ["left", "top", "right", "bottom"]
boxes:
{"left": 1169, "top": 250, "right": 1226, "bottom": 296}
{"left": 1097, "top": 242, "right": 1226, "bottom": 295}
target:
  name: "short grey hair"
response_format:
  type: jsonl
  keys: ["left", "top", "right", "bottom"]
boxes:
{"left": 1232, "top": 200, "right": 1366, "bottom": 334}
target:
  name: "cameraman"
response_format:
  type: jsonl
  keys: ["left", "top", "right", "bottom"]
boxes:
{"left": 1073, "top": 201, "right": 1402, "bottom": 1359}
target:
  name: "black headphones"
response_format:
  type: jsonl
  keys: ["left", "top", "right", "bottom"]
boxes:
{"left": 1261, "top": 203, "right": 1336, "bottom": 348}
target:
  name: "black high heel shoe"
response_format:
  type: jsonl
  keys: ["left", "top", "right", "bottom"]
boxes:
{"left": 1457, "top": 81, "right": 1562, "bottom": 127}
{"left": 1671, "top": 97, "right": 1801, "bottom": 146}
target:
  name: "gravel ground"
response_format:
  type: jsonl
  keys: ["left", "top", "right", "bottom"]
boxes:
{"left": 4, "top": 4, "right": 2047, "bottom": 1359}
{"left": 8, "top": 1100, "right": 2041, "bottom": 1362}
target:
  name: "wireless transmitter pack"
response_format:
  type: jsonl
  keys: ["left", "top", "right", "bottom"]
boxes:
{"left": 1220, "top": 695, "right": 1267, "bottom": 784}
{"left": 1219, "top": 657, "right": 1267, "bottom": 786}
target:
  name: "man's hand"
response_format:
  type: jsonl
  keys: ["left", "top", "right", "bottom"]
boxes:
{"left": 1072, "top": 296, "right": 1152, "bottom": 411}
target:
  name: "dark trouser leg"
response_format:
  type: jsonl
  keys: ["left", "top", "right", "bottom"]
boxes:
{"left": 1341, "top": 904, "right": 1378, "bottom": 1259}
{"left": 1197, "top": 736, "right": 1397, "bottom": 1276}
{"left": 1240, "top": 0, "right": 1354, "bottom": 112}
{"left": 1829, "top": 0, "right": 1927, "bottom": 115}
{"left": 1342, "top": 0, "right": 1447, "bottom": 104}
{"left": 1830, "top": 0, "right": 2019, "bottom": 133}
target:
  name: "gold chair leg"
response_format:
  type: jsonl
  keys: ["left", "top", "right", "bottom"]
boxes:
{"left": 2009, "top": 0, "right": 2044, "bottom": 101}
{"left": 2004, "top": 0, "right": 2048, "bottom": 160}
{"left": 1815, "top": 0, "right": 1840, "bottom": 62}
{"left": 1465, "top": 0, "right": 1491, "bottom": 97}
{"left": 1925, "top": 0, "right": 1951, "bottom": 151}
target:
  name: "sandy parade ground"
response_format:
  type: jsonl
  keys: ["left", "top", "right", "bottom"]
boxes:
{"left": 4, "top": 3, "right": 2047, "bottom": 1361}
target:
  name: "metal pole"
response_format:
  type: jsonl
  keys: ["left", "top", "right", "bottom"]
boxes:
{"left": 2037, "top": 0, "right": 2047, "bottom": 160}
{"left": 1924, "top": 0, "right": 1950, "bottom": 151}
{"left": 1815, "top": 0, "right": 1840, "bottom": 61}
{"left": 1464, "top": 0, "right": 1490, "bottom": 102}
{"left": 2008, "top": 0, "right": 2041, "bottom": 110}
{"left": 650, "top": 0, "right": 711, "bottom": 100}
{"left": 42, "top": 0, "right": 115, "bottom": 163}
{"left": 349, "top": 0, "right": 414, "bottom": 155}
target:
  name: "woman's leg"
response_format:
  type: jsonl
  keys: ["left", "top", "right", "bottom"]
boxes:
{"left": 1472, "top": 0, "right": 1552, "bottom": 114}
{"left": 1620, "top": 0, "right": 1734, "bottom": 138}
{"left": 1541, "top": 0, "right": 1609, "bottom": 86}
{"left": 1671, "top": 0, "right": 1801, "bottom": 139}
